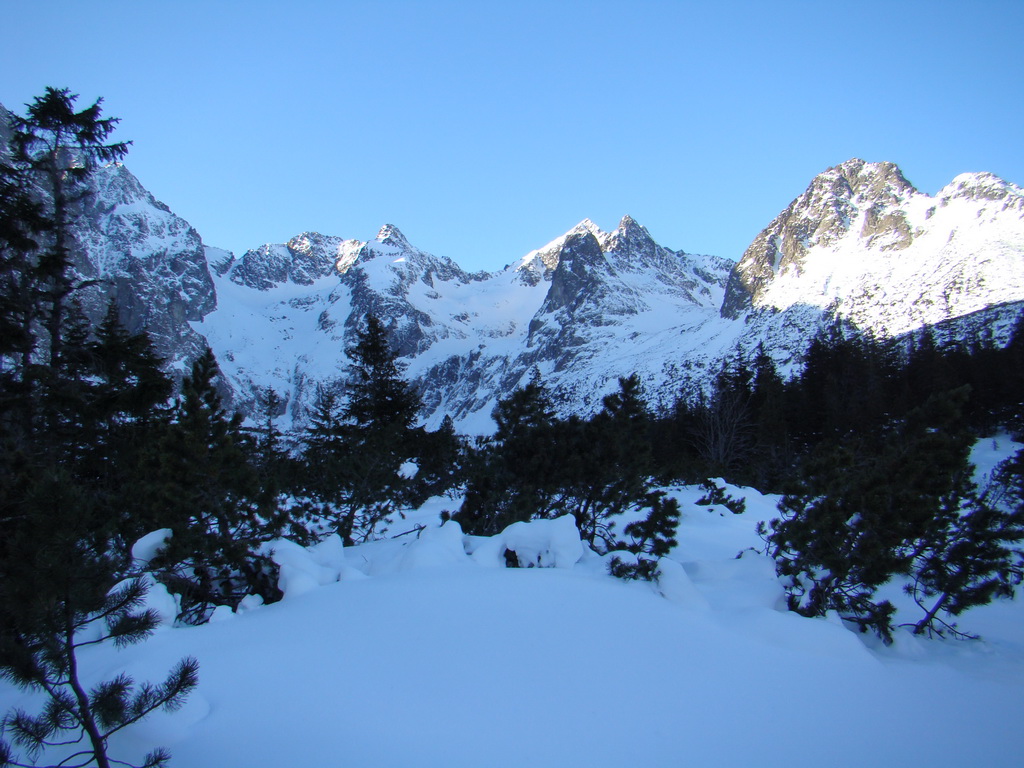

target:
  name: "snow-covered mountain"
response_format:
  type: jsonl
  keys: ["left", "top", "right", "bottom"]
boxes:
{"left": 73, "top": 162, "right": 216, "bottom": 373}
{"left": 8, "top": 107, "right": 1023, "bottom": 431}
{"left": 722, "top": 158, "right": 1024, "bottom": 338}
{"left": 197, "top": 216, "right": 737, "bottom": 430}
{"left": 198, "top": 159, "right": 1024, "bottom": 430}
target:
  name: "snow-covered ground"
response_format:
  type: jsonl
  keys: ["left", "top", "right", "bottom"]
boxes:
{"left": 3, "top": 460, "right": 1024, "bottom": 767}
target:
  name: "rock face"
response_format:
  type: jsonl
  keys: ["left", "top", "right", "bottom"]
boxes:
{"left": 72, "top": 163, "right": 217, "bottom": 371}
{"left": 228, "top": 232, "right": 356, "bottom": 291}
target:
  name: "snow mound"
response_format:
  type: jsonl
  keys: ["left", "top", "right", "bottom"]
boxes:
{"left": 656, "top": 557, "right": 711, "bottom": 610}
{"left": 267, "top": 536, "right": 346, "bottom": 599}
{"left": 398, "top": 520, "right": 470, "bottom": 570}
{"left": 471, "top": 514, "right": 584, "bottom": 568}
{"left": 684, "top": 552, "right": 785, "bottom": 611}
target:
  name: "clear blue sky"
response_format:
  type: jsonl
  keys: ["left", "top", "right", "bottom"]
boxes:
{"left": 4, "top": 0, "right": 1023, "bottom": 270}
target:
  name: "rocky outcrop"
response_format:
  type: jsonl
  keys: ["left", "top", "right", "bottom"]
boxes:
{"left": 229, "top": 232, "right": 356, "bottom": 290}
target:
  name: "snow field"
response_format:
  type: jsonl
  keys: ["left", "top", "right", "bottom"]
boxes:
{"left": 3, "top": 482, "right": 1024, "bottom": 767}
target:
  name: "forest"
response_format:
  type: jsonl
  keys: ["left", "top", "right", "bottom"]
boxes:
{"left": 2, "top": 89, "right": 1023, "bottom": 768}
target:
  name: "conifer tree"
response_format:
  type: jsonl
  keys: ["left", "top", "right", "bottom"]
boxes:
{"left": 456, "top": 370, "right": 560, "bottom": 535}
{"left": 747, "top": 345, "right": 791, "bottom": 487}
{"left": 567, "top": 374, "right": 655, "bottom": 549}
{"left": 691, "top": 358, "right": 753, "bottom": 475}
{"left": 904, "top": 447, "right": 1024, "bottom": 636}
{"left": 1, "top": 90, "right": 197, "bottom": 767}
{"left": 146, "top": 348, "right": 282, "bottom": 623}
{"left": 0, "top": 531, "right": 198, "bottom": 768}
{"left": 761, "top": 387, "right": 1015, "bottom": 642}
{"left": 11, "top": 88, "right": 129, "bottom": 369}
{"left": 299, "top": 384, "right": 348, "bottom": 528}
{"left": 406, "top": 414, "right": 466, "bottom": 507}
{"left": 336, "top": 314, "right": 422, "bottom": 540}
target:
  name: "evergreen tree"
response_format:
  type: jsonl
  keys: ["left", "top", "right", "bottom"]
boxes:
{"left": 456, "top": 370, "right": 560, "bottom": 536}
{"left": 296, "top": 315, "right": 427, "bottom": 544}
{"left": 0, "top": 155, "right": 50, "bottom": 409}
{"left": 146, "top": 348, "right": 282, "bottom": 623}
{"left": 607, "top": 492, "right": 683, "bottom": 583}
{"left": 0, "top": 90, "right": 197, "bottom": 767}
{"left": 406, "top": 414, "right": 466, "bottom": 507}
{"left": 337, "top": 314, "right": 422, "bottom": 540}
{"left": 690, "top": 357, "right": 753, "bottom": 475}
{"left": 746, "top": 345, "right": 791, "bottom": 488}
{"left": 299, "top": 384, "right": 348, "bottom": 527}
{"left": 566, "top": 375, "right": 655, "bottom": 549}
{"left": 11, "top": 88, "right": 129, "bottom": 369}
{"left": 904, "top": 447, "right": 1024, "bottom": 636}
{"left": 0, "top": 547, "right": 198, "bottom": 768}
{"left": 761, "top": 387, "right": 1006, "bottom": 642}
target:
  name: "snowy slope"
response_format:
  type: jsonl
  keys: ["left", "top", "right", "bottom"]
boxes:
{"left": 3, "top": 475, "right": 1023, "bottom": 768}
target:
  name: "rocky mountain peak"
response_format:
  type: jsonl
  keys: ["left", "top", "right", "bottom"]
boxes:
{"left": 376, "top": 223, "right": 412, "bottom": 250}
{"left": 820, "top": 158, "right": 917, "bottom": 203}
{"left": 230, "top": 231, "right": 341, "bottom": 290}
{"left": 515, "top": 219, "right": 602, "bottom": 280}
{"left": 616, "top": 214, "right": 644, "bottom": 234}
{"left": 605, "top": 215, "right": 658, "bottom": 262}
{"left": 721, "top": 159, "right": 923, "bottom": 318}
{"left": 535, "top": 230, "right": 608, "bottom": 316}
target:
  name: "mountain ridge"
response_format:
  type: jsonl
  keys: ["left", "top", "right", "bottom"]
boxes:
{"left": 3, "top": 99, "right": 1020, "bottom": 432}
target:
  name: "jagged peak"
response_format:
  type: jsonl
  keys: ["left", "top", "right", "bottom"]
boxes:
{"left": 572, "top": 218, "right": 602, "bottom": 236}
{"left": 614, "top": 214, "right": 653, "bottom": 241}
{"left": 287, "top": 231, "right": 326, "bottom": 248}
{"left": 336, "top": 238, "right": 364, "bottom": 274}
{"left": 808, "top": 158, "right": 917, "bottom": 202}
{"left": 376, "top": 223, "right": 412, "bottom": 250}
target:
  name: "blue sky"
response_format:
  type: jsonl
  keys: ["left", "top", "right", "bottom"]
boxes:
{"left": 4, "top": 0, "right": 1023, "bottom": 271}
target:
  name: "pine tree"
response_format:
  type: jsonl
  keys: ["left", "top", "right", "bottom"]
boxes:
{"left": 568, "top": 374, "right": 655, "bottom": 549}
{"left": 691, "top": 357, "right": 753, "bottom": 476}
{"left": 299, "top": 384, "right": 349, "bottom": 532}
{"left": 1, "top": 90, "right": 197, "bottom": 767}
{"left": 11, "top": 88, "right": 129, "bottom": 369}
{"left": 0, "top": 151, "right": 51, "bottom": 407}
{"left": 146, "top": 348, "right": 282, "bottom": 623}
{"left": 761, "top": 387, "right": 1005, "bottom": 642}
{"left": 904, "top": 447, "right": 1024, "bottom": 637}
{"left": 406, "top": 414, "right": 466, "bottom": 507}
{"left": 747, "top": 345, "right": 791, "bottom": 487}
{"left": 456, "top": 370, "right": 560, "bottom": 536}
{"left": 0, "top": 545, "right": 198, "bottom": 768}
{"left": 339, "top": 315, "right": 421, "bottom": 538}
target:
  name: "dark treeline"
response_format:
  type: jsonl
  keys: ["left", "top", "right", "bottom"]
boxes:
{"left": 2, "top": 88, "right": 1024, "bottom": 766}
{"left": 657, "top": 317, "right": 1024, "bottom": 490}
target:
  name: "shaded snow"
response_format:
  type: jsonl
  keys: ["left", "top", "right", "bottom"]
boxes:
{"left": 4, "top": 480, "right": 1024, "bottom": 767}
